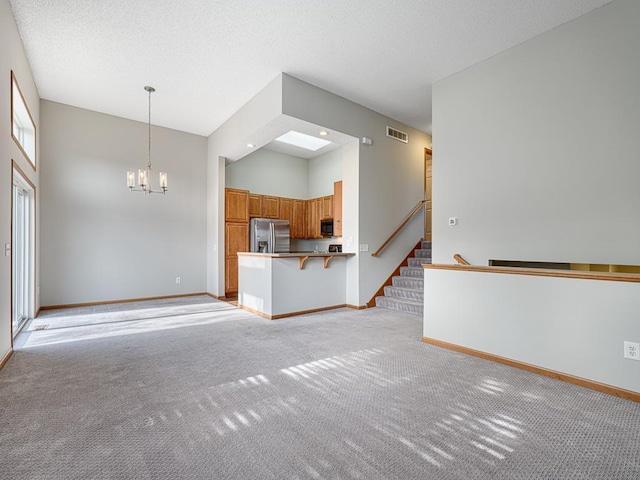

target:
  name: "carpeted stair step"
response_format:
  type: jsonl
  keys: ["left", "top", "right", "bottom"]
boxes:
{"left": 400, "top": 266, "right": 424, "bottom": 278}
{"left": 375, "top": 296, "right": 423, "bottom": 316}
{"left": 408, "top": 257, "right": 430, "bottom": 267}
{"left": 392, "top": 276, "right": 423, "bottom": 289}
{"left": 375, "top": 239, "right": 427, "bottom": 316}
{"left": 383, "top": 286, "right": 423, "bottom": 302}
{"left": 414, "top": 248, "right": 432, "bottom": 258}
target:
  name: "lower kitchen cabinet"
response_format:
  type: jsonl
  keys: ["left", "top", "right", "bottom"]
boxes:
{"left": 225, "top": 257, "right": 238, "bottom": 293}
{"left": 225, "top": 222, "right": 249, "bottom": 295}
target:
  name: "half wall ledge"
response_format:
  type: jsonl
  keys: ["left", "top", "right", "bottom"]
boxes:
{"left": 422, "top": 263, "right": 640, "bottom": 402}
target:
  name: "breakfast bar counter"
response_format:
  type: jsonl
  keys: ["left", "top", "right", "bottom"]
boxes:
{"left": 237, "top": 252, "right": 355, "bottom": 319}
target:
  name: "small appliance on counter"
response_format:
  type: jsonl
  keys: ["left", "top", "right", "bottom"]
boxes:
{"left": 328, "top": 244, "right": 342, "bottom": 253}
{"left": 250, "top": 218, "right": 290, "bottom": 253}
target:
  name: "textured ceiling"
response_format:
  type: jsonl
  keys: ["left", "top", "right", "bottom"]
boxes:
{"left": 10, "top": 0, "right": 612, "bottom": 137}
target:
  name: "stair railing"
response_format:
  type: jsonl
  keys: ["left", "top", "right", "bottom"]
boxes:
{"left": 453, "top": 253, "right": 470, "bottom": 265}
{"left": 371, "top": 200, "right": 426, "bottom": 257}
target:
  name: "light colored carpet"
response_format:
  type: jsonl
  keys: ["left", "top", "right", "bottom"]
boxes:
{"left": 1, "top": 295, "right": 638, "bottom": 479}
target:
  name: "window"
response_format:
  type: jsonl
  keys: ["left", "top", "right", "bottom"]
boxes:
{"left": 11, "top": 71, "right": 36, "bottom": 170}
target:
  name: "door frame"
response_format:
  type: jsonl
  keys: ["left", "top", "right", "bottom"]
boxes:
{"left": 424, "top": 147, "right": 432, "bottom": 242}
{"left": 11, "top": 160, "right": 36, "bottom": 342}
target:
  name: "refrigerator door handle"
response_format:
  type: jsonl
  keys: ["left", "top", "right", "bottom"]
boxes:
{"left": 269, "top": 222, "right": 275, "bottom": 253}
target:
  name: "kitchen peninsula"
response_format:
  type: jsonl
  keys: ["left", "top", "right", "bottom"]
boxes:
{"left": 237, "top": 251, "right": 354, "bottom": 319}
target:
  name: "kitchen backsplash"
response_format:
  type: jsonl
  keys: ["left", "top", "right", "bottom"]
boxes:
{"left": 291, "top": 238, "right": 342, "bottom": 253}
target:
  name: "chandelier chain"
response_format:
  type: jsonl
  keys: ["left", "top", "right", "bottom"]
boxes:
{"left": 148, "top": 87, "right": 152, "bottom": 169}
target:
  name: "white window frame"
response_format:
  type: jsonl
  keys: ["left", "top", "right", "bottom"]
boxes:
{"left": 11, "top": 71, "right": 37, "bottom": 170}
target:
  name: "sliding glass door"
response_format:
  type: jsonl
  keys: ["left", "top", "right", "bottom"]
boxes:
{"left": 12, "top": 180, "right": 30, "bottom": 336}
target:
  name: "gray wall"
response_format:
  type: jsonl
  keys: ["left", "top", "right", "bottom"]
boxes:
{"left": 432, "top": 0, "right": 640, "bottom": 266}
{"left": 226, "top": 146, "right": 343, "bottom": 201}
{"left": 308, "top": 148, "right": 342, "bottom": 199}
{"left": 282, "top": 75, "right": 432, "bottom": 304}
{"left": 429, "top": 0, "right": 640, "bottom": 392}
{"left": 207, "top": 74, "right": 432, "bottom": 304}
{"left": 225, "top": 149, "right": 308, "bottom": 198}
{"left": 40, "top": 101, "right": 207, "bottom": 306}
{"left": 207, "top": 75, "right": 283, "bottom": 295}
{"left": 424, "top": 268, "right": 640, "bottom": 393}
{"left": 1, "top": 0, "right": 40, "bottom": 359}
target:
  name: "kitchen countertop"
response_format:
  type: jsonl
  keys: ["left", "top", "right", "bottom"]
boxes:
{"left": 237, "top": 252, "right": 353, "bottom": 258}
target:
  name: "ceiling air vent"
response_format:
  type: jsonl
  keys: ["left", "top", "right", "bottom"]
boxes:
{"left": 386, "top": 126, "right": 408, "bottom": 144}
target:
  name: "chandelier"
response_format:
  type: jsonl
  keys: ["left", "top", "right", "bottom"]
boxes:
{"left": 127, "top": 86, "right": 168, "bottom": 194}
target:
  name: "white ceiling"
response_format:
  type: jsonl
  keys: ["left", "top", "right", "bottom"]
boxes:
{"left": 9, "top": 0, "right": 612, "bottom": 137}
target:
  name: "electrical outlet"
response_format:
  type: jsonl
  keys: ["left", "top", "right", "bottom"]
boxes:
{"left": 176, "top": 277, "right": 181, "bottom": 284}
{"left": 359, "top": 244, "right": 369, "bottom": 252}
{"left": 624, "top": 341, "right": 640, "bottom": 361}
{"left": 449, "top": 217, "right": 457, "bottom": 226}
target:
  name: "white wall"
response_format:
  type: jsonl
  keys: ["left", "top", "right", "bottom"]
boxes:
{"left": 40, "top": 101, "right": 207, "bottom": 306}
{"left": 282, "top": 75, "right": 431, "bottom": 305}
{"left": 207, "top": 74, "right": 431, "bottom": 303}
{"left": 428, "top": 1, "right": 640, "bottom": 393}
{"left": 424, "top": 268, "right": 640, "bottom": 393}
{"left": 432, "top": 0, "right": 640, "bottom": 266}
{"left": 1, "top": 0, "right": 40, "bottom": 359}
{"left": 308, "top": 148, "right": 342, "bottom": 198}
{"left": 225, "top": 149, "right": 308, "bottom": 198}
{"left": 207, "top": 76, "right": 283, "bottom": 295}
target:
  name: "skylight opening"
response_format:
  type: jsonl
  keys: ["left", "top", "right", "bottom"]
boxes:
{"left": 275, "top": 131, "right": 331, "bottom": 151}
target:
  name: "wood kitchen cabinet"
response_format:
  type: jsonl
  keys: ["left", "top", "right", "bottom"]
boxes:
{"left": 333, "top": 181, "right": 342, "bottom": 236}
{"left": 262, "top": 196, "right": 280, "bottom": 218}
{"left": 322, "top": 196, "right": 333, "bottom": 220}
{"left": 305, "top": 199, "right": 315, "bottom": 239}
{"left": 248, "top": 194, "right": 262, "bottom": 218}
{"left": 225, "top": 257, "right": 238, "bottom": 293}
{"left": 279, "top": 197, "right": 293, "bottom": 223}
{"left": 291, "top": 199, "right": 306, "bottom": 238}
{"left": 225, "top": 188, "right": 249, "bottom": 222}
{"left": 225, "top": 222, "right": 249, "bottom": 295}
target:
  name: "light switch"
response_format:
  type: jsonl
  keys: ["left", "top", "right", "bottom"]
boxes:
{"left": 360, "top": 244, "right": 369, "bottom": 252}
{"left": 448, "top": 217, "right": 457, "bottom": 226}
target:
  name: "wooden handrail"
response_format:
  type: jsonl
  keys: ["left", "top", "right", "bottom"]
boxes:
{"left": 371, "top": 200, "right": 426, "bottom": 257}
{"left": 423, "top": 263, "right": 640, "bottom": 283}
{"left": 453, "top": 253, "right": 470, "bottom": 265}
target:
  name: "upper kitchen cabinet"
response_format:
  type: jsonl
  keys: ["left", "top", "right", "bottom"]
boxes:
{"left": 333, "top": 181, "right": 342, "bottom": 236}
{"left": 249, "top": 194, "right": 262, "bottom": 218}
{"left": 225, "top": 188, "right": 249, "bottom": 222}
{"left": 280, "top": 198, "right": 293, "bottom": 223}
{"left": 321, "top": 196, "right": 333, "bottom": 220}
{"left": 262, "top": 196, "right": 280, "bottom": 218}
{"left": 291, "top": 199, "right": 306, "bottom": 238}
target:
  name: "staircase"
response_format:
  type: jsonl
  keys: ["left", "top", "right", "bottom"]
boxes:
{"left": 375, "top": 241, "right": 431, "bottom": 316}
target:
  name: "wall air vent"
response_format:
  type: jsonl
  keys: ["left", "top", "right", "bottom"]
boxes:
{"left": 386, "top": 126, "right": 408, "bottom": 144}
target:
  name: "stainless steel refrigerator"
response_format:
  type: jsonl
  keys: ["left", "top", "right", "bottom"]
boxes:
{"left": 250, "top": 218, "right": 290, "bottom": 253}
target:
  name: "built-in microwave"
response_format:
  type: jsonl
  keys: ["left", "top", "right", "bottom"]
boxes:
{"left": 320, "top": 219, "right": 334, "bottom": 237}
